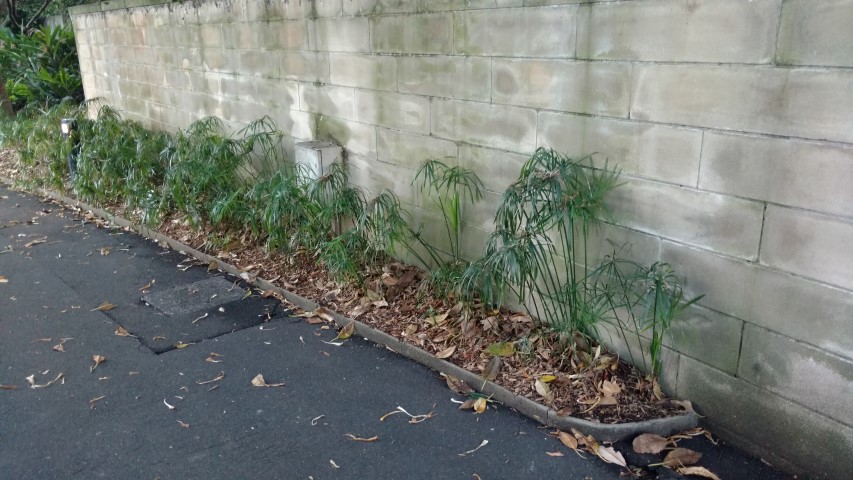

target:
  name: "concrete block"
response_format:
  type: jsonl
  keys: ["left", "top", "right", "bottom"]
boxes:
{"left": 538, "top": 112, "right": 702, "bottom": 186}
{"left": 280, "top": 51, "right": 330, "bottom": 83}
{"left": 457, "top": 144, "right": 526, "bottom": 194}
{"left": 493, "top": 59, "right": 630, "bottom": 117}
{"left": 314, "top": 17, "right": 370, "bottom": 53}
{"left": 219, "top": 74, "right": 256, "bottom": 102}
{"left": 699, "top": 132, "right": 853, "bottom": 217}
{"left": 760, "top": 206, "right": 853, "bottom": 291}
{"left": 608, "top": 179, "right": 764, "bottom": 260}
{"left": 664, "top": 305, "right": 743, "bottom": 375}
{"left": 315, "top": 0, "right": 343, "bottom": 17}
{"left": 431, "top": 99, "right": 537, "bottom": 153}
{"left": 676, "top": 355, "right": 853, "bottom": 479}
{"left": 254, "top": 78, "right": 299, "bottom": 110}
{"left": 288, "top": 110, "right": 316, "bottom": 140}
{"left": 260, "top": 20, "right": 309, "bottom": 51}
{"left": 347, "top": 155, "right": 418, "bottom": 205}
{"left": 171, "top": 25, "right": 199, "bottom": 48}
{"left": 739, "top": 324, "right": 853, "bottom": 427}
{"left": 580, "top": 223, "right": 662, "bottom": 272}
{"left": 660, "top": 241, "right": 853, "bottom": 360}
{"left": 418, "top": 0, "right": 504, "bottom": 11}
{"left": 576, "top": 0, "right": 779, "bottom": 63}
{"left": 777, "top": 0, "right": 853, "bottom": 67}
{"left": 329, "top": 53, "right": 396, "bottom": 91}
{"left": 199, "top": 24, "right": 223, "bottom": 48}
{"left": 397, "top": 56, "right": 490, "bottom": 102}
{"left": 343, "top": 0, "right": 419, "bottom": 15}
{"left": 376, "top": 128, "right": 458, "bottom": 169}
{"left": 107, "top": 28, "right": 126, "bottom": 45}
{"left": 202, "top": 48, "right": 239, "bottom": 72}
{"left": 315, "top": 115, "right": 377, "bottom": 159}
{"left": 370, "top": 13, "right": 452, "bottom": 54}
{"left": 223, "top": 22, "right": 261, "bottom": 49}
{"left": 631, "top": 65, "right": 853, "bottom": 144}
{"left": 239, "top": 49, "right": 280, "bottom": 78}
{"left": 454, "top": 6, "right": 577, "bottom": 57}
{"left": 299, "top": 83, "right": 358, "bottom": 121}
{"left": 356, "top": 91, "right": 431, "bottom": 135}
{"left": 269, "top": 0, "right": 313, "bottom": 19}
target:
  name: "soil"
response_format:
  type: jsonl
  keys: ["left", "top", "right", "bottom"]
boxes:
{"left": 0, "top": 150, "right": 688, "bottom": 424}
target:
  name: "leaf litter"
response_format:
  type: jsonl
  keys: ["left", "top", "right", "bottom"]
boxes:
{"left": 251, "top": 374, "right": 285, "bottom": 387}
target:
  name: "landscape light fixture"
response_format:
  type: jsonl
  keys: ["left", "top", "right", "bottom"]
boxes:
{"left": 60, "top": 118, "right": 78, "bottom": 178}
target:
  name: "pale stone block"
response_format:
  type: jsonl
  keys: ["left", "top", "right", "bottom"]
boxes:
{"left": 608, "top": 179, "right": 764, "bottom": 260}
{"left": 739, "top": 325, "right": 853, "bottom": 427}
{"left": 580, "top": 223, "right": 662, "bottom": 271}
{"left": 356, "top": 91, "right": 431, "bottom": 135}
{"left": 315, "top": 115, "right": 377, "bottom": 159}
{"left": 664, "top": 305, "right": 743, "bottom": 375}
{"left": 219, "top": 74, "right": 256, "bottom": 102}
{"left": 760, "top": 206, "right": 853, "bottom": 291}
{"left": 224, "top": 21, "right": 261, "bottom": 49}
{"left": 431, "top": 99, "right": 537, "bottom": 153}
{"left": 343, "top": 0, "right": 419, "bottom": 15}
{"left": 330, "top": 53, "right": 396, "bottom": 91}
{"left": 493, "top": 59, "right": 630, "bottom": 117}
{"left": 660, "top": 241, "right": 853, "bottom": 360}
{"left": 397, "top": 56, "right": 490, "bottom": 102}
{"left": 456, "top": 144, "right": 526, "bottom": 193}
{"left": 269, "top": 0, "right": 313, "bottom": 19}
{"left": 418, "top": 0, "right": 501, "bottom": 11}
{"left": 200, "top": 24, "right": 223, "bottom": 48}
{"left": 576, "top": 0, "right": 779, "bottom": 63}
{"left": 370, "top": 13, "right": 452, "bottom": 54}
{"left": 700, "top": 133, "right": 853, "bottom": 218}
{"left": 239, "top": 49, "right": 279, "bottom": 78}
{"left": 254, "top": 78, "right": 299, "bottom": 110}
{"left": 454, "top": 6, "right": 577, "bottom": 57}
{"left": 299, "top": 84, "right": 357, "bottom": 121}
{"left": 376, "top": 129, "right": 458, "bottom": 169}
{"left": 314, "top": 17, "right": 370, "bottom": 53}
{"left": 777, "top": 0, "right": 853, "bottom": 67}
{"left": 676, "top": 356, "right": 853, "bottom": 479}
{"left": 260, "top": 20, "right": 310, "bottom": 51}
{"left": 288, "top": 110, "right": 316, "bottom": 140}
{"left": 538, "top": 112, "right": 701, "bottom": 185}
{"left": 347, "top": 155, "right": 418, "bottom": 205}
{"left": 202, "top": 48, "right": 239, "bottom": 73}
{"left": 631, "top": 65, "right": 853, "bottom": 144}
{"left": 280, "top": 51, "right": 330, "bottom": 83}
{"left": 315, "top": 0, "right": 343, "bottom": 17}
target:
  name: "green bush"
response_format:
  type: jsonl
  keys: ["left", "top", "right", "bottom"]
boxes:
{"left": 0, "top": 25, "right": 83, "bottom": 111}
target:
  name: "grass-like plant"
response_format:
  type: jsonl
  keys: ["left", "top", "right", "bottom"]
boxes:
{"left": 462, "top": 148, "right": 621, "bottom": 343}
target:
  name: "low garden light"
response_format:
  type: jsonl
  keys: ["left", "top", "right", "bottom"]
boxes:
{"left": 60, "top": 118, "right": 78, "bottom": 178}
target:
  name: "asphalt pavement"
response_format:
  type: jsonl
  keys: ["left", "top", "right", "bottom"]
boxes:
{"left": 0, "top": 185, "right": 794, "bottom": 479}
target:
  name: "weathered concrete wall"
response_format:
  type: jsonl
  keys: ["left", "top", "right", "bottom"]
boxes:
{"left": 68, "top": 1, "right": 853, "bottom": 477}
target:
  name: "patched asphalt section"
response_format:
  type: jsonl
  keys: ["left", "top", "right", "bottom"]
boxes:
{"left": 135, "top": 277, "right": 287, "bottom": 353}
{"left": 0, "top": 186, "right": 793, "bottom": 480}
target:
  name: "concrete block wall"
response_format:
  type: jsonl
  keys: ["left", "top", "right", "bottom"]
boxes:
{"left": 68, "top": 1, "right": 853, "bottom": 477}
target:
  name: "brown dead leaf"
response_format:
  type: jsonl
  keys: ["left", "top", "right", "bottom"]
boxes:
{"left": 52, "top": 343, "right": 65, "bottom": 352}
{"left": 344, "top": 433, "right": 378, "bottom": 443}
{"left": 599, "top": 379, "right": 622, "bottom": 397}
{"left": 153, "top": 336, "right": 166, "bottom": 341}
{"left": 24, "top": 237, "right": 46, "bottom": 248}
{"left": 250, "top": 374, "right": 285, "bottom": 387}
{"left": 0, "top": 384, "right": 18, "bottom": 390}
{"left": 482, "top": 356, "right": 501, "bottom": 381}
{"left": 443, "top": 374, "right": 473, "bottom": 395}
{"left": 92, "top": 301, "right": 117, "bottom": 312}
{"left": 90, "top": 355, "right": 106, "bottom": 372}
{"left": 546, "top": 451, "right": 564, "bottom": 457}
{"left": 435, "top": 345, "right": 456, "bottom": 359}
{"left": 175, "top": 342, "right": 193, "bottom": 349}
{"left": 349, "top": 304, "right": 369, "bottom": 318}
{"left": 138, "top": 279, "right": 155, "bottom": 291}
{"left": 558, "top": 431, "right": 579, "bottom": 450}
{"left": 473, "top": 397, "right": 487, "bottom": 414}
{"left": 657, "top": 398, "right": 695, "bottom": 413}
{"left": 114, "top": 325, "right": 131, "bottom": 337}
{"left": 458, "top": 399, "right": 476, "bottom": 410}
{"left": 177, "top": 420, "right": 191, "bottom": 429}
{"left": 0, "top": 275, "right": 8, "bottom": 283}
{"left": 632, "top": 433, "right": 669, "bottom": 454}
{"left": 99, "top": 247, "right": 111, "bottom": 256}
{"left": 675, "top": 466, "right": 721, "bottom": 480}
{"left": 381, "top": 275, "right": 398, "bottom": 286}
{"left": 660, "top": 448, "right": 702, "bottom": 468}
{"left": 26, "top": 372, "right": 64, "bottom": 388}
{"left": 207, "top": 260, "right": 218, "bottom": 272}
{"left": 335, "top": 320, "right": 355, "bottom": 341}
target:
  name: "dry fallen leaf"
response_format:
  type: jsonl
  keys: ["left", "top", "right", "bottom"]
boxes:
{"left": 92, "top": 301, "right": 117, "bottom": 312}
{"left": 114, "top": 326, "right": 131, "bottom": 337}
{"left": 335, "top": 320, "right": 355, "bottom": 341}
{"left": 458, "top": 399, "right": 476, "bottom": 410}
{"left": 175, "top": 342, "right": 194, "bottom": 349}
{"left": 632, "top": 433, "right": 669, "bottom": 454}
{"left": 594, "top": 444, "right": 627, "bottom": 468}
{"left": 599, "top": 379, "right": 622, "bottom": 397}
{"left": 473, "top": 397, "right": 487, "bottom": 414}
{"left": 329, "top": 459, "right": 340, "bottom": 469}
{"left": 52, "top": 343, "right": 65, "bottom": 352}
{"left": 435, "top": 346, "right": 456, "bottom": 359}
{"left": 558, "top": 431, "right": 579, "bottom": 450}
{"left": 177, "top": 420, "right": 191, "bottom": 429}
{"left": 676, "top": 466, "right": 721, "bottom": 480}
{"left": 138, "top": 279, "right": 155, "bottom": 291}
{"left": 482, "top": 356, "right": 501, "bottom": 381}
{"left": 26, "top": 372, "right": 64, "bottom": 389}
{"left": 660, "top": 448, "right": 703, "bottom": 468}
{"left": 0, "top": 275, "right": 8, "bottom": 283}
{"left": 24, "top": 237, "right": 46, "bottom": 248}
{"left": 250, "top": 374, "right": 285, "bottom": 387}
{"left": 90, "top": 355, "right": 106, "bottom": 372}
{"left": 207, "top": 260, "right": 218, "bottom": 272}
{"left": 458, "top": 439, "right": 488, "bottom": 456}
{"left": 344, "top": 434, "right": 378, "bottom": 443}
{"left": 196, "top": 371, "right": 224, "bottom": 385}
{"left": 0, "top": 384, "right": 18, "bottom": 390}
{"left": 99, "top": 247, "right": 111, "bottom": 256}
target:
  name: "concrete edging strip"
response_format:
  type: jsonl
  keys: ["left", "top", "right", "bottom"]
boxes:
{"left": 2, "top": 178, "right": 699, "bottom": 442}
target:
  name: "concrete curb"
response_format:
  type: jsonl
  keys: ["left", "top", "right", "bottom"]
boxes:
{"left": 1, "top": 178, "right": 700, "bottom": 442}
